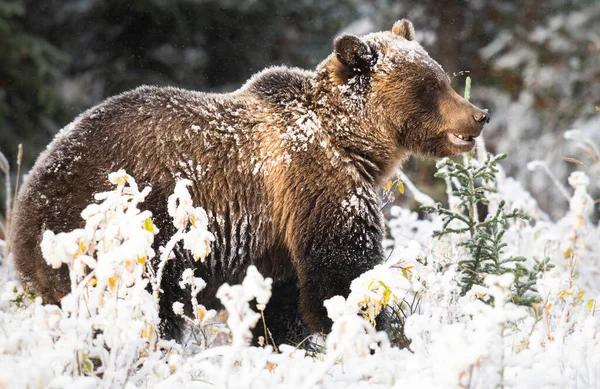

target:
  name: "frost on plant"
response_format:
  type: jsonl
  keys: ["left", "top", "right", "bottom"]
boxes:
{"left": 154, "top": 179, "right": 215, "bottom": 303}
{"left": 0, "top": 170, "right": 172, "bottom": 387}
{"left": 217, "top": 265, "right": 272, "bottom": 347}
{"left": 167, "top": 179, "right": 214, "bottom": 262}
{"left": 172, "top": 268, "right": 217, "bottom": 347}
{"left": 41, "top": 170, "right": 156, "bottom": 293}
{"left": 325, "top": 263, "right": 411, "bottom": 326}
{"left": 0, "top": 171, "right": 235, "bottom": 387}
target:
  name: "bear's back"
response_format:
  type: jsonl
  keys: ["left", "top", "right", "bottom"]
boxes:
{"left": 10, "top": 69, "right": 315, "bottom": 303}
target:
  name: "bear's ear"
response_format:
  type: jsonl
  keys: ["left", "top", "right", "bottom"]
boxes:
{"left": 392, "top": 19, "right": 415, "bottom": 41}
{"left": 334, "top": 34, "right": 377, "bottom": 73}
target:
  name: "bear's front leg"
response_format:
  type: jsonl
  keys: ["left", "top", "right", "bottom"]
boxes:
{"left": 252, "top": 276, "right": 308, "bottom": 347}
{"left": 293, "top": 208, "right": 386, "bottom": 335}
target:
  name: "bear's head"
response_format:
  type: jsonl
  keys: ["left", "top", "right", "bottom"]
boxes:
{"left": 321, "top": 19, "right": 490, "bottom": 158}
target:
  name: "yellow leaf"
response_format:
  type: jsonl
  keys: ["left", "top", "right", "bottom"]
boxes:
{"left": 147, "top": 324, "right": 154, "bottom": 340}
{"left": 383, "top": 288, "right": 392, "bottom": 306}
{"left": 78, "top": 241, "right": 87, "bottom": 253}
{"left": 115, "top": 175, "right": 126, "bottom": 185}
{"left": 378, "top": 280, "right": 389, "bottom": 290}
{"left": 142, "top": 324, "right": 155, "bottom": 340}
{"left": 83, "top": 360, "right": 93, "bottom": 373}
{"left": 558, "top": 290, "right": 571, "bottom": 300}
{"left": 402, "top": 269, "right": 409, "bottom": 279}
{"left": 266, "top": 362, "right": 277, "bottom": 372}
{"left": 144, "top": 218, "right": 155, "bottom": 234}
{"left": 587, "top": 299, "right": 595, "bottom": 311}
{"left": 384, "top": 181, "right": 393, "bottom": 191}
{"left": 137, "top": 256, "right": 147, "bottom": 265}
{"left": 397, "top": 181, "right": 405, "bottom": 195}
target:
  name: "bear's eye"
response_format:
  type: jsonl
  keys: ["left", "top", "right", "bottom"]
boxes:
{"left": 425, "top": 83, "right": 439, "bottom": 94}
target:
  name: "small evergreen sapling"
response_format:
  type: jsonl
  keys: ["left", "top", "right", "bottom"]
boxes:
{"left": 421, "top": 153, "right": 553, "bottom": 307}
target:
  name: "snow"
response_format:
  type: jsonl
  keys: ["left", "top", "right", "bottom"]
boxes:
{"left": 168, "top": 179, "right": 215, "bottom": 262}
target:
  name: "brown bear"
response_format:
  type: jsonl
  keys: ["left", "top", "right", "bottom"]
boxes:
{"left": 10, "top": 19, "right": 489, "bottom": 344}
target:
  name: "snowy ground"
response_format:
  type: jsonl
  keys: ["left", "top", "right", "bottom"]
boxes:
{"left": 1, "top": 131, "right": 599, "bottom": 389}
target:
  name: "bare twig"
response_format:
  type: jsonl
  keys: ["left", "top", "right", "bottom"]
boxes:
{"left": 563, "top": 156, "right": 587, "bottom": 169}
{"left": 527, "top": 160, "right": 571, "bottom": 202}
{"left": 258, "top": 305, "right": 270, "bottom": 348}
{"left": 0, "top": 151, "right": 9, "bottom": 226}
{"left": 1, "top": 150, "right": 10, "bottom": 279}
{"left": 292, "top": 334, "right": 316, "bottom": 352}
{"left": 2, "top": 145, "right": 22, "bottom": 280}
{"left": 12, "top": 144, "right": 23, "bottom": 225}
{"left": 576, "top": 146, "right": 599, "bottom": 164}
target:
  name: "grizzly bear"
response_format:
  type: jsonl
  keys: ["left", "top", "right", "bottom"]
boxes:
{"left": 10, "top": 19, "right": 489, "bottom": 344}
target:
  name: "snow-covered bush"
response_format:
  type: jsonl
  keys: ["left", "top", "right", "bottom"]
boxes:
{"left": 0, "top": 170, "right": 170, "bottom": 387}
{"left": 0, "top": 170, "right": 219, "bottom": 387}
{"left": 384, "top": 133, "right": 600, "bottom": 388}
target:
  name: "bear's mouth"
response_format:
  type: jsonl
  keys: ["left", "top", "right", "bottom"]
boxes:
{"left": 447, "top": 132, "right": 476, "bottom": 146}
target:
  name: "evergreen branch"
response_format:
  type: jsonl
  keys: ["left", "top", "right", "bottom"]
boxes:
{"left": 423, "top": 149, "right": 553, "bottom": 308}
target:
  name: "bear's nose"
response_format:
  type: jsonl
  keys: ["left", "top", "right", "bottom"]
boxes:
{"left": 473, "top": 110, "right": 490, "bottom": 124}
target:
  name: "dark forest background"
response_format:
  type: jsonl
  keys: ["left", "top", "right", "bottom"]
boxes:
{"left": 0, "top": 0, "right": 598, "bottom": 217}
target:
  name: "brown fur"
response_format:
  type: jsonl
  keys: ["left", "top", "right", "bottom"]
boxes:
{"left": 10, "top": 20, "right": 489, "bottom": 343}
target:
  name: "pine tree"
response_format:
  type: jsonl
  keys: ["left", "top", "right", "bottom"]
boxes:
{"left": 421, "top": 153, "right": 553, "bottom": 307}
